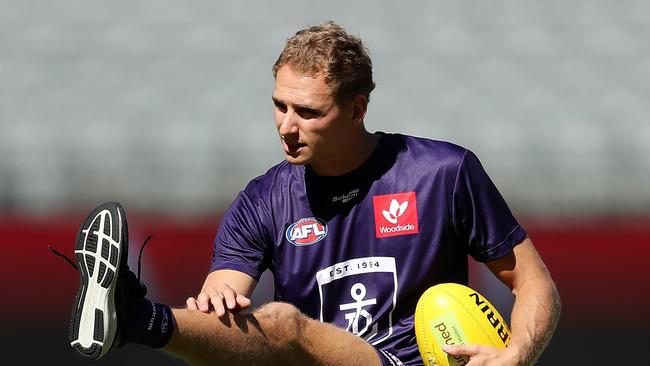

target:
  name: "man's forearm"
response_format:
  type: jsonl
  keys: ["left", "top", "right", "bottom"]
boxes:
{"left": 508, "top": 277, "right": 561, "bottom": 365}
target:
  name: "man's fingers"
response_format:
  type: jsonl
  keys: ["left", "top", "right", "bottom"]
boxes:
{"left": 186, "top": 297, "right": 199, "bottom": 310}
{"left": 196, "top": 292, "right": 213, "bottom": 313}
{"left": 196, "top": 284, "right": 248, "bottom": 317}
{"left": 236, "top": 294, "right": 251, "bottom": 309}
{"left": 212, "top": 298, "right": 226, "bottom": 317}
{"left": 203, "top": 287, "right": 227, "bottom": 316}
{"left": 219, "top": 286, "right": 238, "bottom": 310}
{"left": 443, "top": 345, "right": 481, "bottom": 356}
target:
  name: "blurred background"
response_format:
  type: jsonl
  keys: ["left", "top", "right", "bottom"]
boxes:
{"left": 1, "top": 0, "right": 648, "bottom": 364}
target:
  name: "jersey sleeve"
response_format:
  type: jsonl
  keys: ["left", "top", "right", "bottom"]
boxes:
{"left": 210, "top": 188, "right": 271, "bottom": 280}
{"left": 451, "top": 150, "right": 528, "bottom": 262}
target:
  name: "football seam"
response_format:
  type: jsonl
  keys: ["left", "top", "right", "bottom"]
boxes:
{"left": 416, "top": 296, "right": 435, "bottom": 364}
{"left": 439, "top": 286, "right": 501, "bottom": 347}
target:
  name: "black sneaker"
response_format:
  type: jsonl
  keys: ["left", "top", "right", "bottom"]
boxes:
{"left": 68, "top": 201, "right": 147, "bottom": 359}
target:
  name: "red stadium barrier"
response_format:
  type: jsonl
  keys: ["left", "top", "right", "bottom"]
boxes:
{"left": 1, "top": 213, "right": 648, "bottom": 327}
{"left": 1, "top": 213, "right": 218, "bottom": 328}
{"left": 522, "top": 217, "right": 650, "bottom": 325}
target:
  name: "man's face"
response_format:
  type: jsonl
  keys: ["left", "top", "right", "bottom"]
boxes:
{"left": 272, "top": 65, "right": 356, "bottom": 171}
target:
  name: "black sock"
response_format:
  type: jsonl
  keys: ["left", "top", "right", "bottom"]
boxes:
{"left": 124, "top": 298, "right": 175, "bottom": 349}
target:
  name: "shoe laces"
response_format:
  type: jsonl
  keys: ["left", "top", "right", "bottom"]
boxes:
{"left": 136, "top": 234, "right": 153, "bottom": 283}
{"left": 49, "top": 234, "right": 154, "bottom": 284}
{"left": 48, "top": 245, "right": 78, "bottom": 271}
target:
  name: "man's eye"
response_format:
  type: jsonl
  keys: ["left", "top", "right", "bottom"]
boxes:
{"left": 297, "top": 108, "right": 321, "bottom": 119}
{"left": 274, "top": 102, "right": 287, "bottom": 112}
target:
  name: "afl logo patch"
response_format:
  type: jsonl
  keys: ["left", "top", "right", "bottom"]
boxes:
{"left": 286, "top": 217, "right": 328, "bottom": 246}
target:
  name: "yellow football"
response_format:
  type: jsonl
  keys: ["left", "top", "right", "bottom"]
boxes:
{"left": 414, "top": 283, "right": 511, "bottom": 366}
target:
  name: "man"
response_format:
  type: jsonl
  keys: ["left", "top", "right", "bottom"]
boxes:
{"left": 67, "top": 21, "right": 560, "bottom": 365}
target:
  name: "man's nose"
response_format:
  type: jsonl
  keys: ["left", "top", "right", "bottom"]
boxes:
{"left": 278, "top": 110, "right": 299, "bottom": 136}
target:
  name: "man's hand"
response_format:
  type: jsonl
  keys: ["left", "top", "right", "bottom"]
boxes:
{"left": 185, "top": 270, "right": 257, "bottom": 317}
{"left": 443, "top": 344, "right": 522, "bottom": 366}
{"left": 186, "top": 282, "right": 252, "bottom": 316}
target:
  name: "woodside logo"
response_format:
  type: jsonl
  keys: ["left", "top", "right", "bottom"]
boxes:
{"left": 373, "top": 192, "right": 419, "bottom": 238}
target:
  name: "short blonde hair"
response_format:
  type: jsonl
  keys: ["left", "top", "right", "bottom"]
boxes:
{"left": 272, "top": 21, "right": 376, "bottom": 103}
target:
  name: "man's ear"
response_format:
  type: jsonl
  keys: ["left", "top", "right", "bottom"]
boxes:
{"left": 350, "top": 95, "right": 368, "bottom": 124}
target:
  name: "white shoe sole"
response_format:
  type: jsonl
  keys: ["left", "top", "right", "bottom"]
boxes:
{"left": 69, "top": 202, "right": 126, "bottom": 359}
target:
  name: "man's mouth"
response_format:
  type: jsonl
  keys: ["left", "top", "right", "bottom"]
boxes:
{"left": 284, "top": 140, "right": 306, "bottom": 152}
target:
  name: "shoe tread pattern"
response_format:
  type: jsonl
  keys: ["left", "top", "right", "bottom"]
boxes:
{"left": 68, "top": 202, "right": 125, "bottom": 360}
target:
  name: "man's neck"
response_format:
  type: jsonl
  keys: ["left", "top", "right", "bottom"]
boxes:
{"left": 309, "top": 131, "right": 380, "bottom": 177}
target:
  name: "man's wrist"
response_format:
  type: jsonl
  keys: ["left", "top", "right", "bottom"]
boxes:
{"left": 503, "top": 343, "right": 528, "bottom": 366}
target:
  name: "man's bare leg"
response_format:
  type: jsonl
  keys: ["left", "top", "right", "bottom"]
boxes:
{"left": 66, "top": 202, "right": 380, "bottom": 365}
{"left": 164, "top": 302, "right": 383, "bottom": 366}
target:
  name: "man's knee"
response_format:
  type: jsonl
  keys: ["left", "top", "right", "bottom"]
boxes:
{"left": 253, "top": 302, "right": 307, "bottom": 351}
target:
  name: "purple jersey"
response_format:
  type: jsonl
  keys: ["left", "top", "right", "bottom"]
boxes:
{"left": 211, "top": 133, "right": 527, "bottom": 365}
